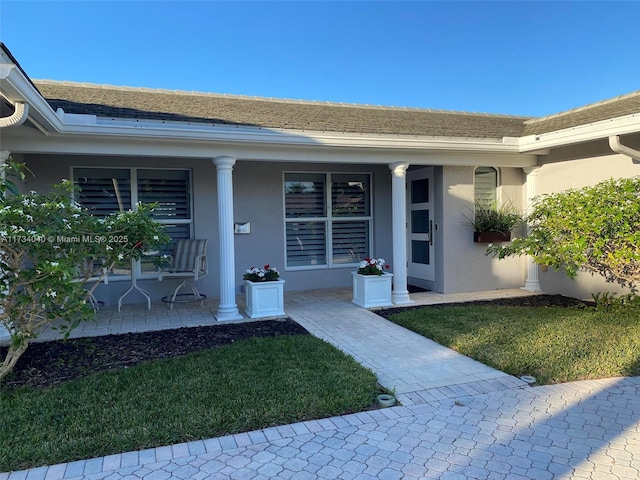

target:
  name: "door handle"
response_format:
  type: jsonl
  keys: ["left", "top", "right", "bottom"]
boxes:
{"left": 429, "top": 220, "right": 433, "bottom": 246}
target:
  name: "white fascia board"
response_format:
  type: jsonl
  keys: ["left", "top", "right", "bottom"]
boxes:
{"left": 56, "top": 117, "right": 521, "bottom": 154}
{"left": 0, "top": 63, "right": 63, "bottom": 133}
{"left": 2, "top": 128, "right": 538, "bottom": 167}
{"left": 519, "top": 113, "right": 640, "bottom": 152}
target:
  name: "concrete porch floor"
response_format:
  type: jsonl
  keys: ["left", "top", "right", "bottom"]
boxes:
{"left": 29, "top": 287, "right": 539, "bottom": 344}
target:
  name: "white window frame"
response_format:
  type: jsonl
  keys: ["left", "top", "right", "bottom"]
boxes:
{"left": 473, "top": 166, "right": 500, "bottom": 206}
{"left": 283, "top": 171, "right": 373, "bottom": 271}
{"left": 71, "top": 166, "right": 194, "bottom": 280}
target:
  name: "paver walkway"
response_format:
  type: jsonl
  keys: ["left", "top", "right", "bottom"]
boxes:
{"left": 3, "top": 289, "right": 639, "bottom": 479}
{"left": 285, "top": 288, "right": 528, "bottom": 401}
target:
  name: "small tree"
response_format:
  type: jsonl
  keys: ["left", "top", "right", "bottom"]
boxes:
{"left": 0, "top": 162, "right": 170, "bottom": 380}
{"left": 488, "top": 177, "right": 640, "bottom": 291}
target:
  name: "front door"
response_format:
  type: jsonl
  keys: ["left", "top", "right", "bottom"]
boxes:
{"left": 407, "top": 168, "right": 435, "bottom": 284}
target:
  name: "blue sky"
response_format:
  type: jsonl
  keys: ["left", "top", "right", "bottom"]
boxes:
{"left": 1, "top": 0, "right": 639, "bottom": 117}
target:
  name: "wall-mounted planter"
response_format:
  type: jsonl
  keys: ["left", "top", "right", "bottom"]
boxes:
{"left": 352, "top": 272, "right": 393, "bottom": 308}
{"left": 473, "top": 231, "right": 511, "bottom": 243}
{"left": 244, "top": 279, "right": 286, "bottom": 318}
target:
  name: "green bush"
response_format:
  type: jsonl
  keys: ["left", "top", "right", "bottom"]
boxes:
{"left": 489, "top": 177, "right": 640, "bottom": 291}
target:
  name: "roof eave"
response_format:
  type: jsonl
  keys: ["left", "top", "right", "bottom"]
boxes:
{"left": 518, "top": 113, "right": 640, "bottom": 152}
{"left": 0, "top": 49, "right": 62, "bottom": 134}
{"left": 50, "top": 114, "right": 521, "bottom": 153}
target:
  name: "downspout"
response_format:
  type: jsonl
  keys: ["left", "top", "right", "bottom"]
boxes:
{"left": 0, "top": 101, "right": 29, "bottom": 128}
{"left": 609, "top": 135, "right": 640, "bottom": 162}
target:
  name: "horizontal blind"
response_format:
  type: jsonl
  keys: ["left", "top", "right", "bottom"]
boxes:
{"left": 74, "top": 168, "right": 132, "bottom": 215}
{"left": 285, "top": 173, "right": 326, "bottom": 218}
{"left": 332, "top": 220, "right": 369, "bottom": 264}
{"left": 474, "top": 167, "right": 498, "bottom": 207}
{"left": 332, "top": 174, "right": 369, "bottom": 217}
{"left": 138, "top": 169, "right": 191, "bottom": 220}
{"left": 286, "top": 221, "right": 326, "bottom": 267}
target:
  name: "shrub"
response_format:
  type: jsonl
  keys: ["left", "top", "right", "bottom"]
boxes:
{"left": 0, "top": 161, "right": 170, "bottom": 380}
{"left": 489, "top": 177, "right": 640, "bottom": 291}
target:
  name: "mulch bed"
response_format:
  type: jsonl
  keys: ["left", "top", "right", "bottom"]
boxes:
{"left": 2, "top": 294, "right": 590, "bottom": 389}
{"left": 1, "top": 319, "right": 308, "bottom": 389}
{"left": 377, "top": 294, "right": 592, "bottom": 318}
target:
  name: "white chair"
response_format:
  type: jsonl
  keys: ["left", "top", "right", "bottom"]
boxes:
{"left": 158, "top": 239, "right": 208, "bottom": 309}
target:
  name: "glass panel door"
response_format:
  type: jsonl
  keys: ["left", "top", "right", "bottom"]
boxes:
{"left": 407, "top": 168, "right": 435, "bottom": 282}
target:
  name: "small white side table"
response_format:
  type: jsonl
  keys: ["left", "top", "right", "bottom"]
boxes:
{"left": 117, "top": 258, "right": 151, "bottom": 312}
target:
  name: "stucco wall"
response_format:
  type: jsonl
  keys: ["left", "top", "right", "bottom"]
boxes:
{"left": 439, "top": 166, "right": 527, "bottom": 293}
{"left": 536, "top": 150, "right": 640, "bottom": 299}
{"left": 233, "top": 161, "right": 393, "bottom": 293}
{"left": 20, "top": 154, "right": 392, "bottom": 306}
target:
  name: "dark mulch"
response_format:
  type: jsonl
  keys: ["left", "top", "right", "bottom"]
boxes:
{"left": 377, "top": 294, "right": 593, "bottom": 318}
{"left": 1, "top": 319, "right": 309, "bottom": 389}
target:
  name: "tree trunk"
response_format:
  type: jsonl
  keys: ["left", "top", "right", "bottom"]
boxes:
{"left": 0, "top": 341, "right": 29, "bottom": 381}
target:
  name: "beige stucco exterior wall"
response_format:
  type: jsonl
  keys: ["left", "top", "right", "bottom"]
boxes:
{"left": 536, "top": 148, "right": 640, "bottom": 299}
{"left": 439, "top": 166, "right": 526, "bottom": 293}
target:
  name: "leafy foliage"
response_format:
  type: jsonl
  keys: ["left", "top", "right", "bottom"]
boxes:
{"left": 0, "top": 160, "right": 170, "bottom": 380}
{"left": 357, "top": 257, "right": 390, "bottom": 276}
{"left": 488, "top": 177, "right": 640, "bottom": 290}
{"left": 243, "top": 264, "right": 280, "bottom": 282}
{"left": 463, "top": 200, "right": 523, "bottom": 233}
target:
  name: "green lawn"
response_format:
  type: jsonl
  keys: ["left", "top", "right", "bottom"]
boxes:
{"left": 386, "top": 303, "right": 640, "bottom": 385}
{"left": 0, "top": 335, "right": 378, "bottom": 472}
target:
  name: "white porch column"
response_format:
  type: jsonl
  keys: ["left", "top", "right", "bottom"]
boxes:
{"left": 522, "top": 166, "right": 542, "bottom": 292}
{"left": 213, "top": 156, "right": 243, "bottom": 320}
{"left": 389, "top": 163, "right": 414, "bottom": 305}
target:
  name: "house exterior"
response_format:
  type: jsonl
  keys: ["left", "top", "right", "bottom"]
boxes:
{"left": 1, "top": 43, "right": 639, "bottom": 319}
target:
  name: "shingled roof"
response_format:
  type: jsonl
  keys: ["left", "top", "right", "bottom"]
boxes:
{"left": 523, "top": 90, "right": 640, "bottom": 136}
{"left": 34, "top": 81, "right": 529, "bottom": 138}
{"left": 32, "top": 80, "right": 640, "bottom": 140}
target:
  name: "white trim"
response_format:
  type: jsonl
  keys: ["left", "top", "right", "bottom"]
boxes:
{"left": 519, "top": 113, "right": 640, "bottom": 152}
{"left": 58, "top": 119, "right": 520, "bottom": 150}
{"left": 0, "top": 62, "right": 62, "bottom": 133}
{"left": 283, "top": 171, "right": 373, "bottom": 271}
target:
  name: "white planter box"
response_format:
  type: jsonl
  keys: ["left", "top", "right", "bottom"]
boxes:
{"left": 244, "top": 279, "right": 286, "bottom": 319}
{"left": 352, "top": 272, "right": 393, "bottom": 308}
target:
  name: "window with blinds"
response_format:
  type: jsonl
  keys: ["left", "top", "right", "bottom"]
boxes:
{"left": 474, "top": 167, "right": 498, "bottom": 207}
{"left": 284, "top": 172, "right": 371, "bottom": 268}
{"left": 73, "top": 167, "right": 193, "bottom": 268}
{"left": 74, "top": 168, "right": 132, "bottom": 216}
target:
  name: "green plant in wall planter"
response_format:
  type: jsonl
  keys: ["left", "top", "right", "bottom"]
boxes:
{"left": 464, "top": 200, "right": 524, "bottom": 243}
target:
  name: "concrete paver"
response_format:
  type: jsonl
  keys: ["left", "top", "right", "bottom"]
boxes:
{"left": 2, "top": 288, "right": 639, "bottom": 479}
{"left": 5, "top": 377, "right": 636, "bottom": 480}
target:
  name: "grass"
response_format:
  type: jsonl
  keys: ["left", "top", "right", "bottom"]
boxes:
{"left": 0, "top": 335, "right": 378, "bottom": 472}
{"left": 387, "top": 304, "right": 640, "bottom": 385}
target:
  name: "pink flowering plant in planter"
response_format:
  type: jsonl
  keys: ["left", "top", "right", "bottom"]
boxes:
{"left": 243, "top": 264, "right": 280, "bottom": 282}
{"left": 357, "top": 257, "right": 391, "bottom": 276}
